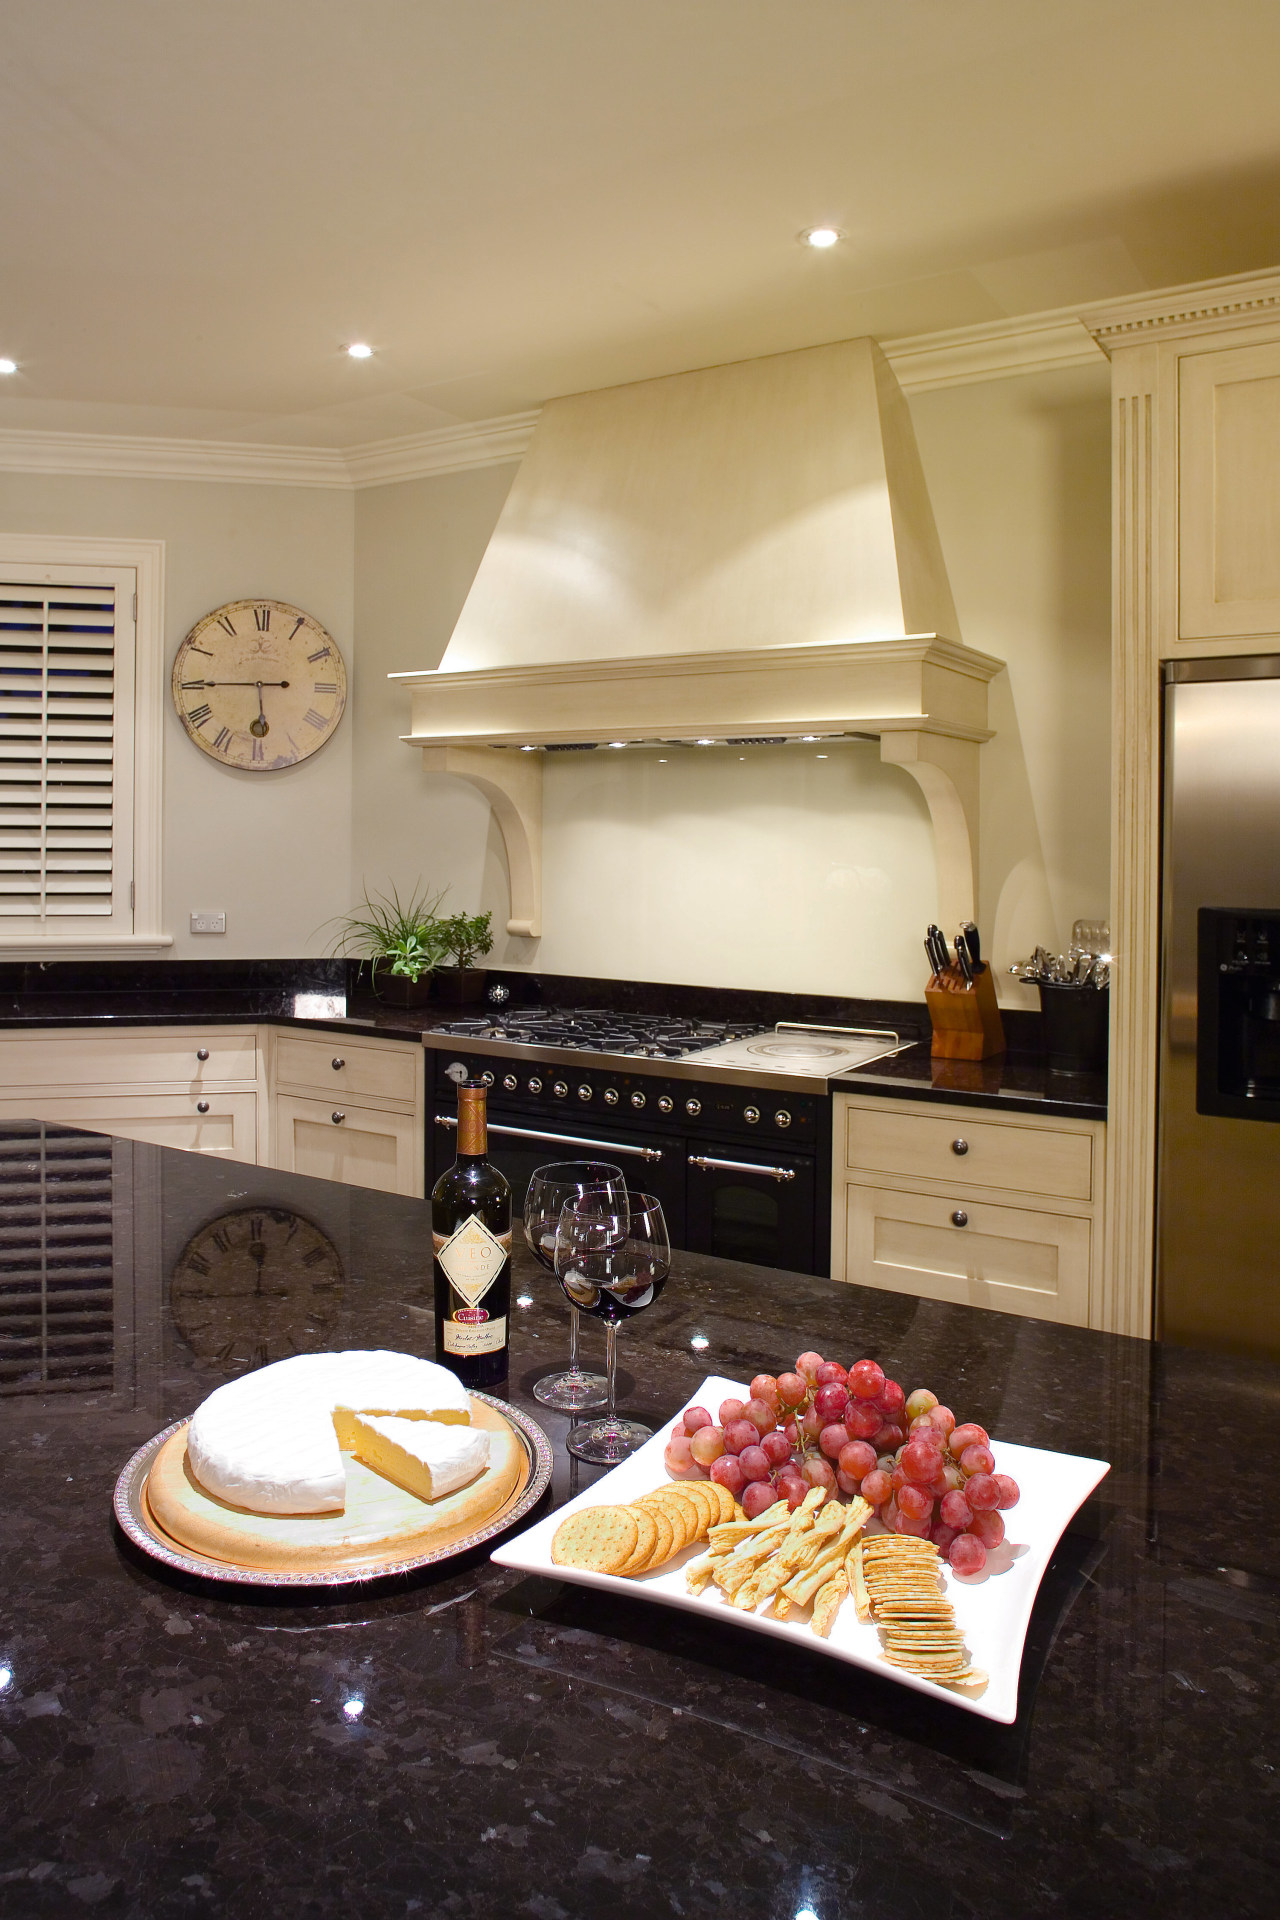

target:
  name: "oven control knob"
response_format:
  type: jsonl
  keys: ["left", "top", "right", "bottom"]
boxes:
{"left": 577, "top": 1084, "right": 593, "bottom": 1102}
{"left": 603, "top": 1088, "right": 619, "bottom": 1106}
{"left": 685, "top": 1097, "right": 702, "bottom": 1117}
{"left": 630, "top": 1090, "right": 647, "bottom": 1110}
{"left": 743, "top": 1105, "right": 760, "bottom": 1125}
{"left": 446, "top": 1061, "right": 469, "bottom": 1085}
{"left": 774, "top": 1109, "right": 792, "bottom": 1129}
{"left": 480, "top": 1070, "right": 494, "bottom": 1087}
{"left": 552, "top": 1080, "right": 569, "bottom": 1099}
{"left": 658, "top": 1095, "right": 673, "bottom": 1114}
{"left": 527, "top": 1076, "right": 543, "bottom": 1094}
{"left": 502, "top": 1073, "right": 518, "bottom": 1092}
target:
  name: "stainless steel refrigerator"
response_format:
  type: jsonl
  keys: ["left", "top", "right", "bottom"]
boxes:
{"left": 1158, "top": 657, "right": 1280, "bottom": 1357}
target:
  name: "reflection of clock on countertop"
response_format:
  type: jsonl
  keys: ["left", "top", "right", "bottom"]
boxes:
{"left": 171, "top": 1208, "right": 345, "bottom": 1367}
{"left": 171, "top": 598, "right": 347, "bottom": 770}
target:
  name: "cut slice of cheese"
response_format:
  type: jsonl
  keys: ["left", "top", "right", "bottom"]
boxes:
{"left": 186, "top": 1350, "right": 471, "bottom": 1515}
{"left": 349, "top": 1413, "right": 490, "bottom": 1502}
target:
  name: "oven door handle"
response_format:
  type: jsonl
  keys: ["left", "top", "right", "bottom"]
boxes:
{"left": 687, "top": 1153, "right": 796, "bottom": 1183}
{"left": 435, "top": 1115, "right": 663, "bottom": 1162}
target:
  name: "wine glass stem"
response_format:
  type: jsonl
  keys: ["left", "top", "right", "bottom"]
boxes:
{"left": 568, "top": 1302, "right": 581, "bottom": 1373}
{"left": 604, "top": 1321, "right": 618, "bottom": 1423}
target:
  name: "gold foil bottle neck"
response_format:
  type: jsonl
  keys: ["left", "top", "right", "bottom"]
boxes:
{"left": 457, "top": 1082, "right": 488, "bottom": 1156}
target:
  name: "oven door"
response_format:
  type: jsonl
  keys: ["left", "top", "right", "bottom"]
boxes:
{"left": 431, "top": 1109, "right": 686, "bottom": 1246}
{"left": 684, "top": 1139, "right": 817, "bottom": 1274}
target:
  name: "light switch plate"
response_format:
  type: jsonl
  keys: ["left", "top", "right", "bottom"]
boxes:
{"left": 190, "top": 911, "right": 226, "bottom": 934}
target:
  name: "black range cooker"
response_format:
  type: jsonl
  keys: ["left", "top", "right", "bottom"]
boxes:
{"left": 425, "top": 1009, "right": 831, "bottom": 1274}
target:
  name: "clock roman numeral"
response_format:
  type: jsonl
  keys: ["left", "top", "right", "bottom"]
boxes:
{"left": 187, "top": 703, "right": 212, "bottom": 728}
{"left": 307, "top": 645, "right": 331, "bottom": 663}
{"left": 254, "top": 606, "right": 270, "bottom": 631}
{"left": 188, "top": 646, "right": 214, "bottom": 658}
{"left": 213, "top": 727, "right": 232, "bottom": 751}
{"left": 180, "top": 679, "right": 206, "bottom": 690}
{"left": 302, "top": 1245, "right": 330, "bottom": 1269}
{"left": 211, "top": 1227, "right": 231, "bottom": 1254}
{"left": 251, "top": 737, "right": 264, "bottom": 764}
{"left": 217, "top": 614, "right": 236, "bottom": 636}
{"left": 313, "top": 682, "right": 337, "bottom": 695}
{"left": 303, "top": 708, "right": 327, "bottom": 730}
{"left": 250, "top": 1216, "right": 265, "bottom": 1240}
{"left": 185, "top": 1253, "right": 211, "bottom": 1277}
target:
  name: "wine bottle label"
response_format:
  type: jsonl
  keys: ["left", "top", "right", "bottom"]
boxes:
{"left": 435, "top": 1215, "right": 510, "bottom": 1307}
{"left": 442, "top": 1314, "right": 508, "bottom": 1356}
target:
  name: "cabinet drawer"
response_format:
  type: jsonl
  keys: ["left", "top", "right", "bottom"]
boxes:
{"left": 0, "top": 1028, "right": 259, "bottom": 1091}
{"left": 273, "top": 1033, "right": 419, "bottom": 1107}
{"left": 841, "top": 1181, "right": 1091, "bottom": 1325}
{"left": 274, "top": 1094, "right": 422, "bottom": 1197}
{"left": 0, "top": 1091, "right": 258, "bottom": 1161}
{"left": 842, "top": 1100, "right": 1094, "bottom": 1203}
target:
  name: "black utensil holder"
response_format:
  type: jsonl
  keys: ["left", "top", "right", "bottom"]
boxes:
{"left": 1037, "top": 983, "right": 1109, "bottom": 1074}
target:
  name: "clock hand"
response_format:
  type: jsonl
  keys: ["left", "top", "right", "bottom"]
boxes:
{"left": 197, "top": 679, "right": 291, "bottom": 689}
{"left": 250, "top": 685, "right": 269, "bottom": 739}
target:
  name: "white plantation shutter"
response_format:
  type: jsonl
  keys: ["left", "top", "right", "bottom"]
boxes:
{"left": 0, "top": 1123, "right": 116, "bottom": 1399}
{"left": 0, "top": 565, "right": 136, "bottom": 930}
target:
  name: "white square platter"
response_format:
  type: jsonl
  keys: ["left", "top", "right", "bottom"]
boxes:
{"left": 491, "top": 1373, "right": 1110, "bottom": 1724}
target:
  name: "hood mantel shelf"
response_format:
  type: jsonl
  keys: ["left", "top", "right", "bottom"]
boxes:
{"left": 397, "top": 634, "right": 1003, "bottom": 939}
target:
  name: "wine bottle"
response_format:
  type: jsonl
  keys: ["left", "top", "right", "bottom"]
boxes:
{"left": 432, "top": 1079, "right": 512, "bottom": 1388}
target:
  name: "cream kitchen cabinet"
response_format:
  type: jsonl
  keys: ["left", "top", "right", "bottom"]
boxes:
{"left": 268, "top": 1029, "right": 425, "bottom": 1197}
{"left": 0, "top": 1026, "right": 264, "bottom": 1161}
{"left": 831, "top": 1091, "right": 1106, "bottom": 1328}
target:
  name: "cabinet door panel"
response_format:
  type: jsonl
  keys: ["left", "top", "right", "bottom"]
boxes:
{"left": 842, "top": 1183, "right": 1091, "bottom": 1325}
{"left": 0, "top": 1092, "right": 257, "bottom": 1160}
{"left": 843, "top": 1100, "right": 1093, "bottom": 1202}
{"left": 274, "top": 1095, "right": 421, "bottom": 1196}
{"left": 1179, "top": 340, "right": 1280, "bottom": 641}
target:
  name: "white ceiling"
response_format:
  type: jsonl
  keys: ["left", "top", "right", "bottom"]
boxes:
{"left": 3, "top": 0, "right": 1280, "bottom": 447}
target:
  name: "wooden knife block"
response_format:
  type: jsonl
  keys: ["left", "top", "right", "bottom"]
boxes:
{"left": 925, "top": 962, "right": 1005, "bottom": 1061}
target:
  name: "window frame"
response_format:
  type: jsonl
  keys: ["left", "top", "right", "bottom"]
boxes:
{"left": 0, "top": 534, "right": 168, "bottom": 952}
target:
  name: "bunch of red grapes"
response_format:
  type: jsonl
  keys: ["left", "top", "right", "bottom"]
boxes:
{"left": 664, "top": 1349, "right": 1020, "bottom": 1576}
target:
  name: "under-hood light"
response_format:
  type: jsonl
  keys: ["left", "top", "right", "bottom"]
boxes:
{"left": 800, "top": 227, "right": 842, "bottom": 249}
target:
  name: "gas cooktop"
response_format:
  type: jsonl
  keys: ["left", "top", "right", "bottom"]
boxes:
{"left": 427, "top": 1007, "right": 761, "bottom": 1059}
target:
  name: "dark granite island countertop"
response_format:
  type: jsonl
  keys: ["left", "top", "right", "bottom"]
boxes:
{"left": 0, "top": 1127, "right": 1270, "bottom": 1919}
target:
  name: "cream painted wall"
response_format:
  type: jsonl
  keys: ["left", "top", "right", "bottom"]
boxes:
{"left": 355, "top": 362, "right": 1112, "bottom": 1003}
{"left": 0, "top": 473, "right": 354, "bottom": 957}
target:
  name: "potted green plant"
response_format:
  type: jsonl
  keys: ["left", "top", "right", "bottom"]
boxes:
{"left": 327, "top": 883, "right": 450, "bottom": 1008}
{"left": 434, "top": 909, "right": 495, "bottom": 1005}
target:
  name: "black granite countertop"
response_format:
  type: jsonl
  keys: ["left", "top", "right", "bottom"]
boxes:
{"left": 0, "top": 1128, "right": 1268, "bottom": 1917}
{"left": 833, "top": 1041, "right": 1108, "bottom": 1120}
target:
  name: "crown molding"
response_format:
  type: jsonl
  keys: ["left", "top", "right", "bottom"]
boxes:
{"left": 0, "top": 427, "right": 350, "bottom": 488}
{"left": 344, "top": 411, "right": 541, "bottom": 487}
{"left": 1, "top": 266, "right": 1277, "bottom": 490}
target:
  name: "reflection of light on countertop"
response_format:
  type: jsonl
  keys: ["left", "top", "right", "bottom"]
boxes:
{"left": 690, "top": 1334, "right": 709, "bottom": 1351}
{"left": 0, "top": 1666, "right": 11, "bottom": 1690}
{"left": 516, "top": 1294, "right": 534, "bottom": 1309}
{"left": 342, "top": 1697, "right": 364, "bottom": 1720}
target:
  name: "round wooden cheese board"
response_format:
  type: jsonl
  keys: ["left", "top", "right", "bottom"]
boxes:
{"left": 114, "top": 1392, "right": 552, "bottom": 1587}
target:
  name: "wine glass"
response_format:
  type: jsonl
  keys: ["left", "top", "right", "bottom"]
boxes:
{"left": 553, "top": 1191, "right": 670, "bottom": 1464}
{"left": 524, "top": 1161, "right": 625, "bottom": 1412}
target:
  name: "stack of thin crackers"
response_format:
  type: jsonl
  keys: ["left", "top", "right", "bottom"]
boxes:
{"left": 550, "top": 1478, "right": 735, "bottom": 1577}
{"left": 686, "top": 1487, "right": 871, "bottom": 1637}
{"left": 850, "top": 1533, "right": 986, "bottom": 1691}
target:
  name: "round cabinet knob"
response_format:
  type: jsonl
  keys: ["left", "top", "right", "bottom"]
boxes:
{"left": 332, "top": 1056, "right": 345, "bottom": 1071}
{"left": 743, "top": 1106, "right": 760, "bottom": 1125}
{"left": 774, "top": 1109, "right": 792, "bottom": 1129}
{"left": 657, "top": 1095, "right": 673, "bottom": 1115}
{"left": 603, "top": 1088, "right": 619, "bottom": 1106}
{"left": 481, "top": 1070, "right": 494, "bottom": 1087}
{"left": 951, "top": 1209, "right": 968, "bottom": 1228}
{"left": 685, "top": 1097, "right": 702, "bottom": 1117}
{"left": 195, "top": 1048, "right": 210, "bottom": 1062}
{"left": 631, "top": 1090, "right": 647, "bottom": 1110}
{"left": 552, "top": 1080, "right": 568, "bottom": 1099}
{"left": 332, "top": 1110, "right": 345, "bottom": 1125}
{"left": 502, "top": 1073, "right": 518, "bottom": 1092}
{"left": 196, "top": 1100, "right": 210, "bottom": 1114}
{"left": 576, "top": 1084, "right": 593, "bottom": 1102}
{"left": 951, "top": 1138, "right": 969, "bottom": 1156}
{"left": 527, "top": 1077, "right": 543, "bottom": 1094}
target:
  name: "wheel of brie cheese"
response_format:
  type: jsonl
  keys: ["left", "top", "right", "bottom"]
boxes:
{"left": 186, "top": 1350, "right": 474, "bottom": 1515}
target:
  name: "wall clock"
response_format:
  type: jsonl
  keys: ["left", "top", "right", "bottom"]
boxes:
{"left": 171, "top": 598, "right": 347, "bottom": 770}
{"left": 170, "top": 1207, "right": 345, "bottom": 1367}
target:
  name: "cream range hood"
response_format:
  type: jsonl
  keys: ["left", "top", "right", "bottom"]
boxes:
{"left": 395, "top": 336, "right": 1003, "bottom": 938}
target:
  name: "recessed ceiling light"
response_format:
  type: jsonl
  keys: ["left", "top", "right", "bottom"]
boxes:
{"left": 0, "top": 358, "right": 17, "bottom": 376}
{"left": 800, "top": 227, "right": 841, "bottom": 250}
{"left": 346, "top": 342, "right": 373, "bottom": 360}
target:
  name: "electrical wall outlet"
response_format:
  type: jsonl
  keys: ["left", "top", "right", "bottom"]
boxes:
{"left": 190, "top": 911, "right": 226, "bottom": 935}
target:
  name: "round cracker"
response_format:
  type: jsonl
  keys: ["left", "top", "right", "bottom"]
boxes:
{"left": 705, "top": 1481, "right": 737, "bottom": 1524}
{"left": 640, "top": 1486, "right": 698, "bottom": 1551}
{"left": 678, "top": 1481, "right": 717, "bottom": 1536}
{"left": 637, "top": 1501, "right": 676, "bottom": 1569}
{"left": 551, "top": 1504, "right": 638, "bottom": 1573}
{"left": 616, "top": 1504, "right": 659, "bottom": 1576}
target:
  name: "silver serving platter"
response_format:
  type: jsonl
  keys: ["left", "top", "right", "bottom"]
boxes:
{"left": 113, "top": 1390, "right": 554, "bottom": 1589}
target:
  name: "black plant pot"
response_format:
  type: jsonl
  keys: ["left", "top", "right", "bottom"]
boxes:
{"left": 372, "top": 966, "right": 435, "bottom": 1009}
{"left": 432, "top": 967, "right": 488, "bottom": 1006}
